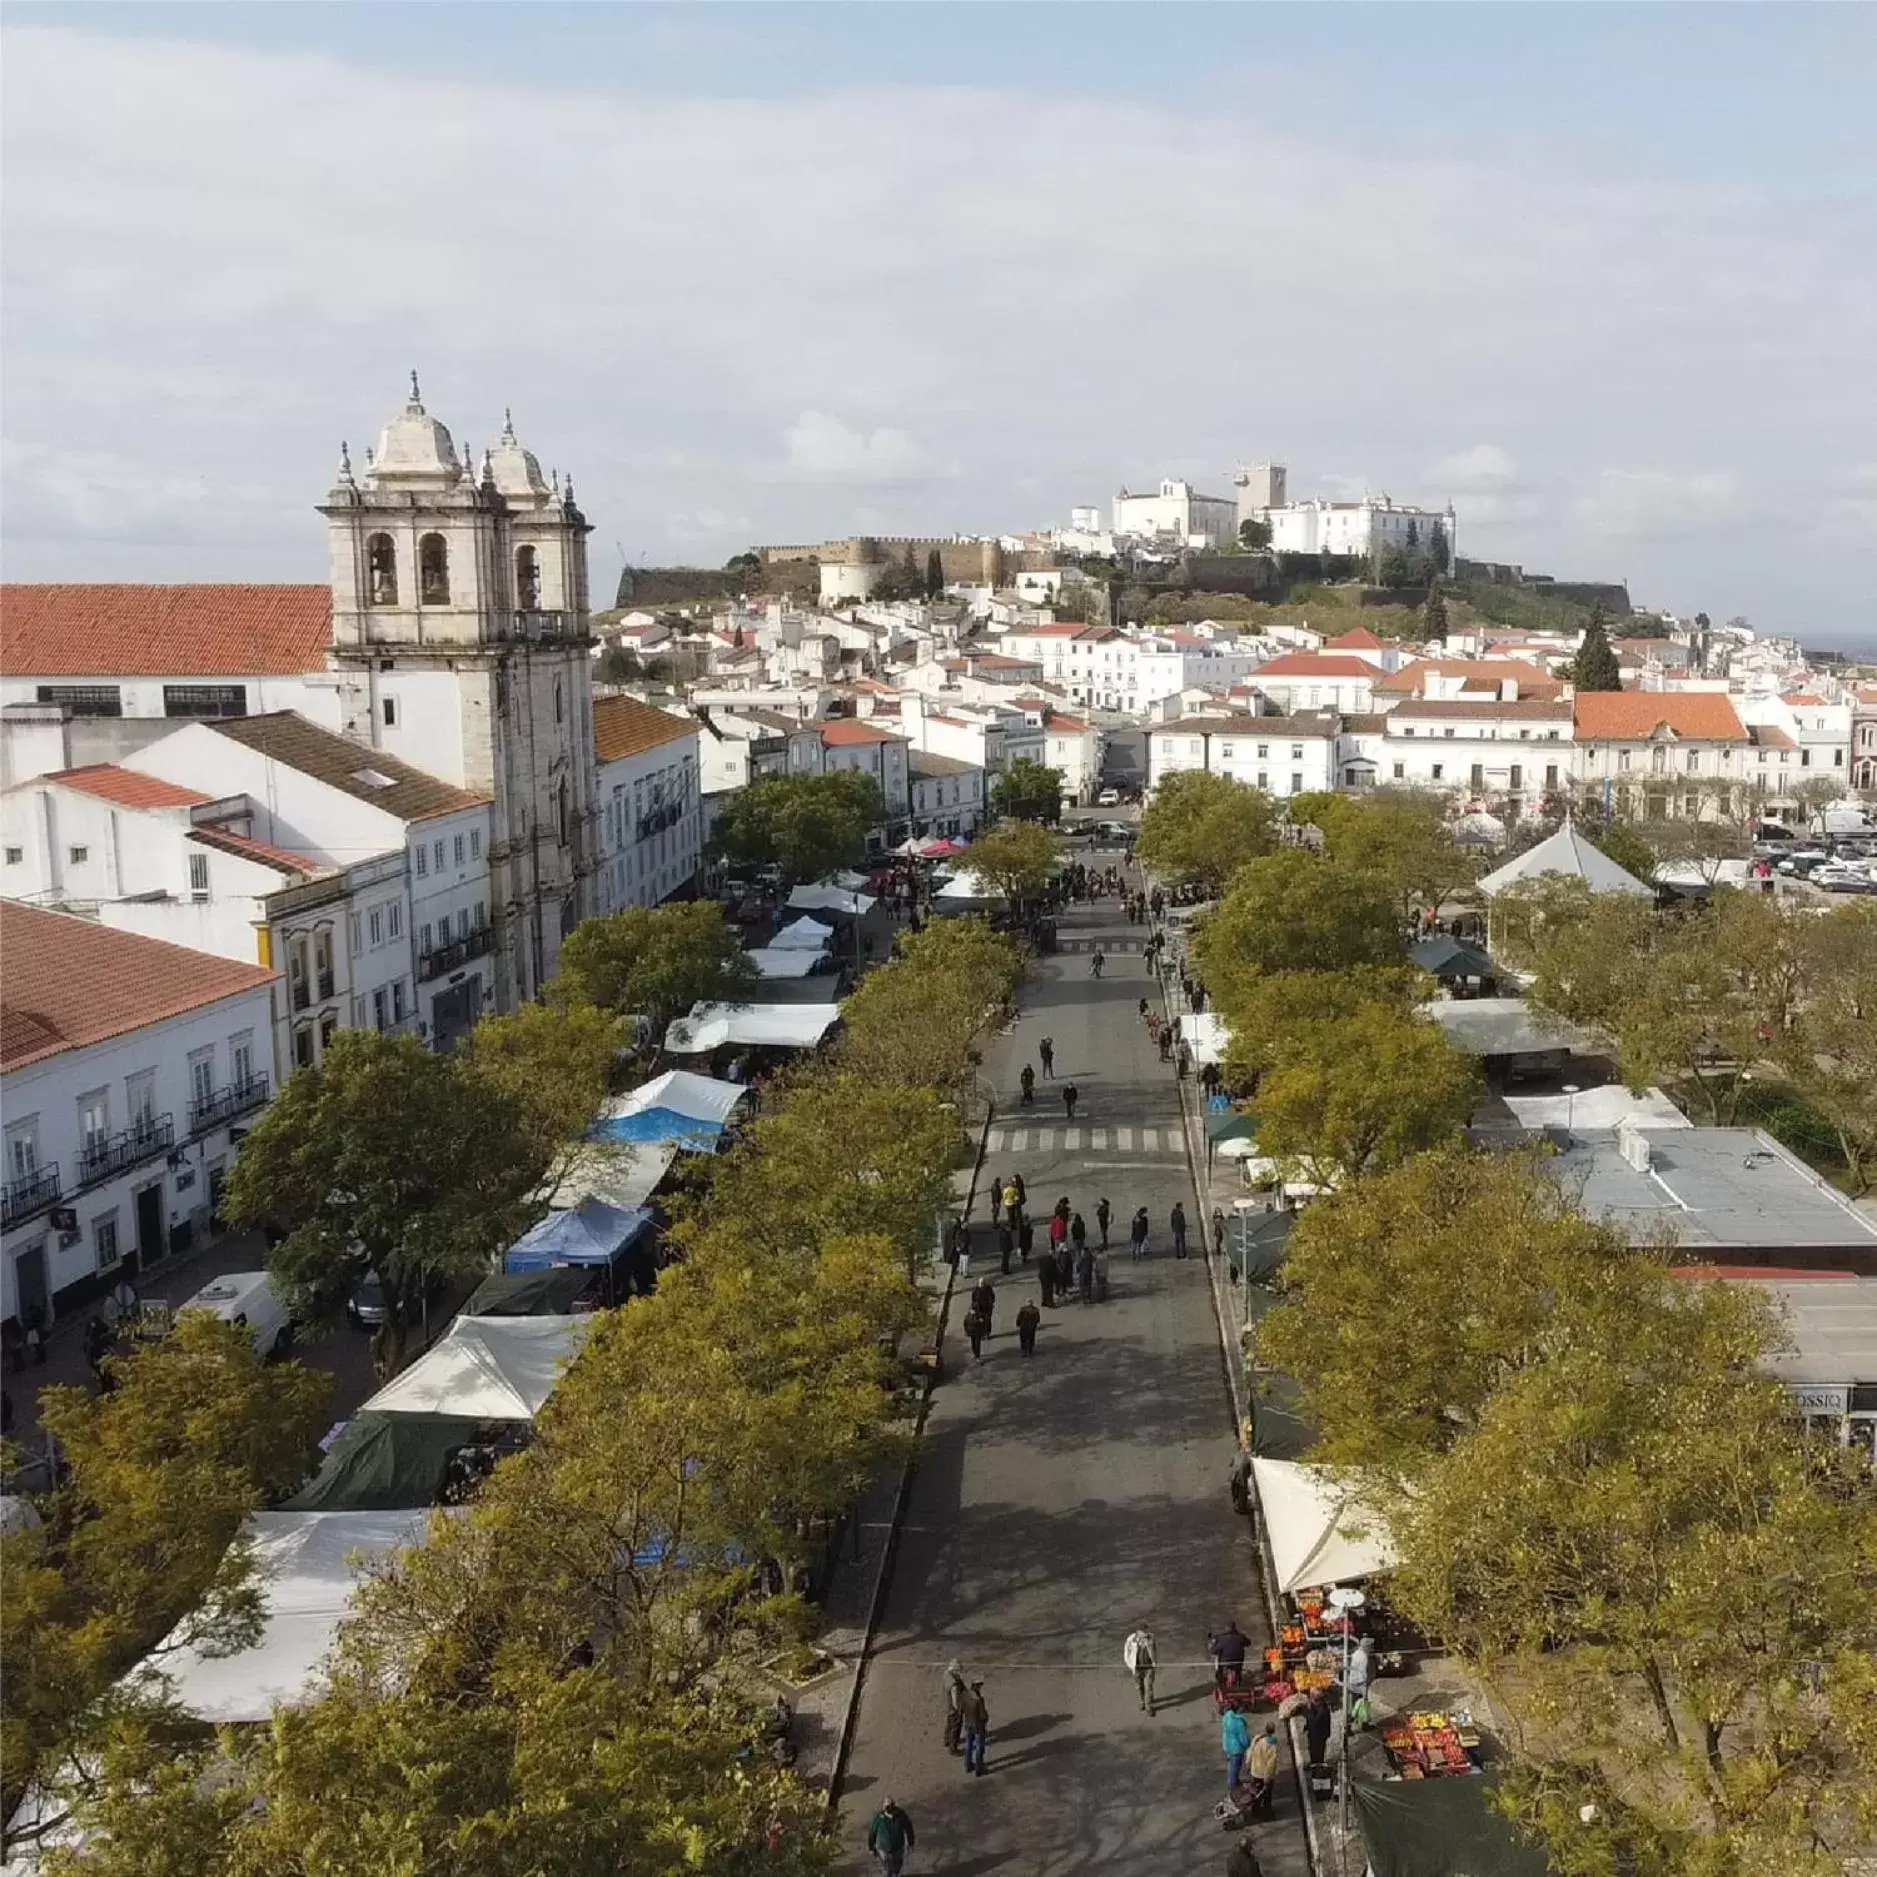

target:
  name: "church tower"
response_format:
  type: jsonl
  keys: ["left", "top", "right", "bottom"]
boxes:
{"left": 321, "top": 377, "right": 599, "bottom": 1008}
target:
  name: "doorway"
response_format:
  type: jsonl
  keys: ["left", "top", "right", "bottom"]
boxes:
{"left": 134, "top": 1183, "right": 166, "bottom": 1271}
{"left": 430, "top": 976, "right": 480, "bottom": 1054}
{"left": 13, "top": 1241, "right": 49, "bottom": 1331}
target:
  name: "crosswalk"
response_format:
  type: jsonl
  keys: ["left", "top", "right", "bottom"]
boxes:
{"left": 1054, "top": 935, "right": 1143, "bottom": 954}
{"left": 983, "top": 1122, "right": 1183, "bottom": 1157}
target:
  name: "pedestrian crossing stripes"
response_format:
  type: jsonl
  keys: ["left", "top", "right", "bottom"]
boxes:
{"left": 984, "top": 1123, "right": 1182, "bottom": 1157}
{"left": 1055, "top": 936, "right": 1143, "bottom": 953}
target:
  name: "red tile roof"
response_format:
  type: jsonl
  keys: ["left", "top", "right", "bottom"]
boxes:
{"left": 0, "top": 902, "right": 277, "bottom": 1072}
{"left": 819, "top": 719, "right": 900, "bottom": 746}
{"left": 1324, "top": 626, "right": 1385, "bottom": 650}
{"left": 1251, "top": 653, "right": 1379, "bottom": 679}
{"left": 1782, "top": 693, "right": 1826, "bottom": 706}
{"left": 592, "top": 694, "right": 696, "bottom": 764}
{"left": 2, "top": 584, "right": 331, "bottom": 678}
{"left": 1376, "top": 658, "right": 1562, "bottom": 700}
{"left": 1044, "top": 713, "right": 1092, "bottom": 733}
{"left": 43, "top": 764, "right": 210, "bottom": 810}
{"left": 187, "top": 826, "right": 323, "bottom": 876}
{"left": 1574, "top": 692, "right": 1748, "bottom": 741}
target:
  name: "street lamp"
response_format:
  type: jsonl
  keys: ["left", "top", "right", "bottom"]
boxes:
{"left": 1329, "top": 1586, "right": 1367, "bottom": 1870}
{"left": 1561, "top": 1082, "right": 1579, "bottom": 1141}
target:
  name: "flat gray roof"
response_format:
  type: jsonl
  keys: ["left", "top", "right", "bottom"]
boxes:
{"left": 1425, "top": 996, "right": 1589, "bottom": 1058}
{"left": 1550, "top": 1127, "right": 1877, "bottom": 1255}
{"left": 1754, "top": 1278, "right": 1877, "bottom": 1385}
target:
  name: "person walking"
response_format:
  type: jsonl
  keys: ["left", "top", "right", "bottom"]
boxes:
{"left": 1129, "top": 1207, "right": 1150, "bottom": 1261}
{"left": 1212, "top": 1206, "right": 1227, "bottom": 1261}
{"left": 1038, "top": 1254, "right": 1058, "bottom": 1308}
{"left": 1019, "top": 1064, "right": 1035, "bottom": 1107}
{"left": 1096, "top": 1197, "right": 1113, "bottom": 1247}
{"left": 1018, "top": 1216, "right": 1035, "bottom": 1264}
{"left": 1304, "top": 1688, "right": 1333, "bottom": 1769}
{"left": 1069, "top": 1211, "right": 1087, "bottom": 1255}
{"left": 1124, "top": 1624, "right": 1157, "bottom": 1713}
{"left": 989, "top": 1181, "right": 1004, "bottom": 1227}
{"left": 1221, "top": 1705, "right": 1252, "bottom": 1797}
{"left": 959, "top": 1680, "right": 990, "bottom": 1776}
{"left": 868, "top": 1799, "right": 916, "bottom": 1876}
{"left": 942, "top": 1660, "right": 968, "bottom": 1753}
{"left": 1062, "top": 1082, "right": 1079, "bottom": 1121}
{"left": 1344, "top": 1634, "right": 1375, "bottom": 1729}
{"left": 1171, "top": 1202, "right": 1189, "bottom": 1260}
{"left": 1016, "top": 1299, "right": 1040, "bottom": 1355}
{"left": 972, "top": 1276, "right": 997, "bottom": 1339}
{"left": 963, "top": 1303, "right": 987, "bottom": 1360}
{"left": 82, "top": 1315, "right": 113, "bottom": 1392}
{"left": 1003, "top": 1176, "right": 1023, "bottom": 1229}
{"left": 1047, "top": 1208, "right": 1067, "bottom": 1265}
{"left": 1090, "top": 950, "right": 1105, "bottom": 978}
{"left": 1138, "top": 996, "right": 1150, "bottom": 1023}
{"left": 996, "top": 1221, "right": 1014, "bottom": 1274}
{"left": 1038, "top": 1036, "right": 1055, "bottom": 1078}
{"left": 1076, "top": 1242, "right": 1095, "bottom": 1304}
{"left": 1245, "top": 1721, "right": 1280, "bottom": 1816}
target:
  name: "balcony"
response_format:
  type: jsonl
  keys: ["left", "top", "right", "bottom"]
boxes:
{"left": 188, "top": 1074, "right": 270, "bottom": 1135}
{"left": 289, "top": 976, "right": 312, "bottom": 1013}
{"left": 417, "top": 925, "right": 494, "bottom": 983}
{"left": 76, "top": 1115, "right": 174, "bottom": 1191}
{"left": 2, "top": 1163, "right": 61, "bottom": 1230}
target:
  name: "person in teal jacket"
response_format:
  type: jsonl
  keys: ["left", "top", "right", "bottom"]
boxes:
{"left": 1221, "top": 1704, "right": 1252, "bottom": 1795}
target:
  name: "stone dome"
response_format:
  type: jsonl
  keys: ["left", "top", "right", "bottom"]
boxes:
{"left": 369, "top": 373, "right": 461, "bottom": 486}
{"left": 487, "top": 408, "right": 549, "bottom": 502}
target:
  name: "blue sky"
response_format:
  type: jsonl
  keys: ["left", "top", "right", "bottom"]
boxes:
{"left": 3, "top": 3, "right": 1874, "bottom": 640}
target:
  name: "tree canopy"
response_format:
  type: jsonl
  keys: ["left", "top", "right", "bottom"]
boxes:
{"left": 990, "top": 757, "right": 1064, "bottom": 824}
{"left": 462, "top": 998, "right": 619, "bottom": 1188}
{"left": 553, "top": 900, "right": 758, "bottom": 1034}
{"left": 959, "top": 818, "right": 1059, "bottom": 910}
{"left": 1294, "top": 789, "right": 1477, "bottom": 920}
{"left": 1135, "top": 770, "right": 1277, "bottom": 893}
{"left": 1571, "top": 606, "right": 1623, "bottom": 692}
{"left": 713, "top": 770, "right": 883, "bottom": 885}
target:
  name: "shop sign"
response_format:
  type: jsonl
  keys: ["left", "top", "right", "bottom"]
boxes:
{"left": 1790, "top": 1383, "right": 1850, "bottom": 1415}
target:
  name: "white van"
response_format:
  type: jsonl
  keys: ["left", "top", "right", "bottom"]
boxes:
{"left": 178, "top": 1271, "right": 294, "bottom": 1359}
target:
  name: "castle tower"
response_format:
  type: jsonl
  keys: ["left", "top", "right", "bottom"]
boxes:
{"left": 321, "top": 378, "right": 599, "bottom": 1008}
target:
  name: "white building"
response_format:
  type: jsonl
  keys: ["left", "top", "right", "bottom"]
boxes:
{"left": 1037, "top": 710, "right": 1105, "bottom": 805}
{"left": 1572, "top": 692, "right": 1751, "bottom": 818}
{"left": 1362, "top": 699, "right": 1573, "bottom": 813}
{"left": 592, "top": 696, "right": 703, "bottom": 913}
{"left": 1244, "top": 472, "right": 1456, "bottom": 564}
{"left": 3, "top": 903, "right": 279, "bottom": 1329}
{"left": 1147, "top": 713, "right": 1339, "bottom": 801}
{"left": 1247, "top": 652, "right": 1382, "bottom": 716}
{"left": 998, "top": 624, "right": 1260, "bottom": 715}
{"left": 907, "top": 752, "right": 985, "bottom": 841}
{"left": 817, "top": 719, "right": 912, "bottom": 829}
{"left": 1112, "top": 478, "right": 1239, "bottom": 549}
{"left": 897, "top": 696, "right": 1045, "bottom": 779}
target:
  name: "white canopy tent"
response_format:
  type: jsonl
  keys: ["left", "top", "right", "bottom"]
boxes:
{"left": 546, "top": 1139, "right": 677, "bottom": 1213}
{"left": 1251, "top": 1458, "right": 1398, "bottom": 1594}
{"left": 1184, "top": 1011, "right": 1231, "bottom": 1068}
{"left": 1477, "top": 822, "right": 1652, "bottom": 898}
{"left": 603, "top": 1069, "right": 748, "bottom": 1129}
{"left": 786, "top": 883, "right": 876, "bottom": 918}
{"left": 770, "top": 915, "right": 835, "bottom": 951}
{"left": 745, "top": 946, "right": 825, "bottom": 979}
{"left": 131, "top": 1508, "right": 454, "bottom": 1723}
{"left": 664, "top": 1001, "right": 841, "bottom": 1054}
{"left": 361, "top": 1315, "right": 590, "bottom": 1420}
{"left": 936, "top": 868, "right": 999, "bottom": 902}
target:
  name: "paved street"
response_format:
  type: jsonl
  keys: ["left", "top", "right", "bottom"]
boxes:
{"left": 838, "top": 882, "right": 1309, "bottom": 1876}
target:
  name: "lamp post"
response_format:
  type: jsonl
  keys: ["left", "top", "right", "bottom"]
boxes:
{"left": 1329, "top": 1585, "right": 1367, "bottom": 1875}
{"left": 1561, "top": 1082, "right": 1579, "bottom": 1141}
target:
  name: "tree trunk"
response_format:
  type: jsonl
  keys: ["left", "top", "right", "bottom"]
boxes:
{"left": 1642, "top": 1656, "right": 1682, "bottom": 1752}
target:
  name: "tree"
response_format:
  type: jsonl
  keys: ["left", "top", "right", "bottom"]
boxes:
{"left": 1238, "top": 517, "right": 1272, "bottom": 550}
{"left": 1216, "top": 964, "right": 1428, "bottom": 1089}
{"left": 594, "top": 643, "right": 637, "bottom": 686}
{"left": 1587, "top": 815, "right": 1658, "bottom": 884}
{"left": 1253, "top": 1004, "right": 1479, "bottom": 1186}
{"left": 959, "top": 818, "right": 1059, "bottom": 913}
{"left": 222, "top": 1030, "right": 539, "bottom": 1359}
{"left": 1784, "top": 900, "right": 1877, "bottom": 1191}
{"left": 1135, "top": 770, "right": 1277, "bottom": 894}
{"left": 713, "top": 770, "right": 883, "bottom": 885}
{"left": 1631, "top": 814, "right": 1749, "bottom": 885}
{"left": 2, "top": 1315, "right": 329, "bottom": 1849}
{"left": 1571, "top": 605, "right": 1623, "bottom": 691}
{"left": 1305, "top": 789, "right": 1477, "bottom": 921}
{"left": 553, "top": 901, "right": 758, "bottom": 1034}
{"left": 462, "top": 999, "right": 620, "bottom": 1189}
{"left": 1192, "top": 849, "right": 1403, "bottom": 1011}
{"left": 1422, "top": 584, "right": 1450, "bottom": 641}
{"left": 990, "top": 757, "right": 1064, "bottom": 825}
{"left": 924, "top": 547, "right": 944, "bottom": 598}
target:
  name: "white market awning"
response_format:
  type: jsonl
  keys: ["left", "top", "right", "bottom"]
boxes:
{"left": 604, "top": 1069, "right": 748, "bottom": 1128}
{"left": 546, "top": 1139, "right": 677, "bottom": 1213}
{"left": 1251, "top": 1458, "right": 1398, "bottom": 1594}
{"left": 745, "top": 946, "right": 825, "bottom": 979}
{"left": 771, "top": 915, "right": 835, "bottom": 951}
{"left": 786, "top": 884, "right": 876, "bottom": 918}
{"left": 361, "top": 1315, "right": 590, "bottom": 1420}
{"left": 1477, "top": 821, "right": 1651, "bottom": 898}
{"left": 1184, "top": 1011, "right": 1231, "bottom": 1068}
{"left": 663, "top": 1001, "right": 841, "bottom": 1054}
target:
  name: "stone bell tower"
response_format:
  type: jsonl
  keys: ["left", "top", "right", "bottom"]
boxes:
{"left": 321, "top": 376, "right": 599, "bottom": 1007}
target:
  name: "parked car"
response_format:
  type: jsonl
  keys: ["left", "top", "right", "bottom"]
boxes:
{"left": 1097, "top": 787, "right": 1121, "bottom": 807}
{"left": 179, "top": 1271, "right": 294, "bottom": 1359}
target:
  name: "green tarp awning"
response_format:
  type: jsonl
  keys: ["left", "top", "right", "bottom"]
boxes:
{"left": 1207, "top": 1110, "right": 1259, "bottom": 1145}
{"left": 463, "top": 1269, "right": 594, "bottom": 1317}
{"left": 1354, "top": 1771, "right": 1553, "bottom": 1877}
{"left": 1241, "top": 1282, "right": 1315, "bottom": 1461}
{"left": 284, "top": 1412, "right": 493, "bottom": 1512}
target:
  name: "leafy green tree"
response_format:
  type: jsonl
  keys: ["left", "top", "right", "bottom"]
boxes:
{"left": 990, "top": 757, "right": 1064, "bottom": 824}
{"left": 553, "top": 901, "right": 757, "bottom": 1034}
{"left": 1571, "top": 605, "right": 1623, "bottom": 691}
{"left": 924, "top": 547, "right": 944, "bottom": 597}
{"left": 1587, "top": 815, "right": 1657, "bottom": 883}
{"left": 1783, "top": 899, "right": 1877, "bottom": 1190}
{"left": 1193, "top": 848, "right": 1403, "bottom": 1010}
{"left": 1630, "top": 814, "right": 1749, "bottom": 885}
{"left": 1305, "top": 789, "right": 1477, "bottom": 921}
{"left": 1254, "top": 1004, "right": 1479, "bottom": 1185}
{"left": 1238, "top": 517, "right": 1272, "bottom": 550}
{"left": 222, "top": 1030, "right": 539, "bottom": 1358}
{"left": 462, "top": 999, "right": 620, "bottom": 1188}
{"left": 713, "top": 770, "right": 883, "bottom": 884}
{"left": 959, "top": 818, "right": 1060, "bottom": 912}
{"left": 1216, "top": 964, "right": 1428, "bottom": 1088}
{"left": 1135, "top": 769, "right": 1277, "bottom": 893}
{"left": 3, "top": 1315, "right": 329, "bottom": 1847}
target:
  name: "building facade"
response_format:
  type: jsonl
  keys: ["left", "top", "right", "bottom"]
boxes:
{"left": 1147, "top": 713, "right": 1339, "bottom": 800}
{"left": 1112, "top": 478, "right": 1238, "bottom": 548}
{"left": 907, "top": 751, "right": 985, "bottom": 840}
{"left": 593, "top": 696, "right": 703, "bottom": 913}
{"left": 1571, "top": 692, "right": 1751, "bottom": 819}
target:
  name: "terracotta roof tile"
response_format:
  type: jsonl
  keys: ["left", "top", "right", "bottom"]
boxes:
{"left": 202, "top": 714, "right": 491, "bottom": 820}
{"left": 187, "top": 826, "right": 324, "bottom": 876}
{"left": 1251, "top": 653, "right": 1379, "bottom": 678}
{"left": 1324, "top": 626, "right": 1385, "bottom": 649}
{"left": 819, "top": 719, "right": 900, "bottom": 746}
{"left": 43, "top": 764, "right": 211, "bottom": 810}
{"left": 592, "top": 695, "right": 696, "bottom": 764}
{"left": 1573, "top": 693, "right": 1748, "bottom": 740}
{"left": 2, "top": 584, "right": 331, "bottom": 678}
{"left": 1376, "top": 658, "right": 1562, "bottom": 699}
{"left": 0, "top": 902, "right": 277, "bottom": 1072}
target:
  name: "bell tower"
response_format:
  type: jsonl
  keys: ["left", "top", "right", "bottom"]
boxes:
{"left": 321, "top": 377, "right": 599, "bottom": 1007}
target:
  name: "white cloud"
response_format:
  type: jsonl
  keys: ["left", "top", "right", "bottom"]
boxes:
{"left": 783, "top": 412, "right": 935, "bottom": 484}
{"left": 0, "top": 25, "right": 1870, "bottom": 632}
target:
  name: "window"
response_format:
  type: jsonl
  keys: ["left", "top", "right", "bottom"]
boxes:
{"left": 433, "top": 838, "right": 446, "bottom": 871}
{"left": 421, "top": 922, "right": 434, "bottom": 956}
{"left": 1431, "top": 763, "right": 1445, "bottom": 782}
{"left": 1218, "top": 742, "right": 1234, "bottom": 759}
{"left": 387, "top": 902, "right": 403, "bottom": 941}
{"left": 4, "top": 847, "right": 19, "bottom": 865}
{"left": 294, "top": 1025, "right": 315, "bottom": 1069}
{"left": 188, "top": 852, "right": 210, "bottom": 899}
{"left": 474, "top": 899, "right": 487, "bottom": 928}
{"left": 1468, "top": 763, "right": 1484, "bottom": 788}
{"left": 189, "top": 1050, "right": 214, "bottom": 1112}
{"left": 288, "top": 940, "right": 310, "bottom": 1011}
{"left": 457, "top": 908, "right": 470, "bottom": 941}
{"left": 1256, "top": 771, "right": 1268, "bottom": 790}
{"left": 516, "top": 545, "right": 540, "bottom": 610}
{"left": 1256, "top": 743, "right": 1269, "bottom": 759}
{"left": 368, "top": 906, "right": 384, "bottom": 947}
{"left": 366, "top": 532, "right": 398, "bottom": 605}
{"left": 453, "top": 834, "right": 465, "bottom": 866}
{"left": 469, "top": 829, "right": 481, "bottom": 860}
{"left": 69, "top": 845, "right": 89, "bottom": 865}
{"left": 1509, "top": 764, "right": 1523, "bottom": 790}
{"left": 1545, "top": 763, "right": 1559, "bottom": 789}
{"left": 383, "top": 697, "right": 398, "bottom": 727}
{"left": 1291, "top": 744, "right": 1304, "bottom": 760}
{"left": 372, "top": 987, "right": 390, "bottom": 1031}
{"left": 414, "top": 844, "right": 427, "bottom": 878}
{"left": 348, "top": 911, "right": 363, "bottom": 956}
{"left": 79, "top": 1092, "right": 109, "bottom": 1156}
{"left": 1618, "top": 749, "right": 1633, "bottom": 772}
{"left": 392, "top": 979, "right": 407, "bottom": 1022}
{"left": 418, "top": 532, "right": 450, "bottom": 605}
{"left": 7, "top": 1122, "right": 38, "bottom": 1182}
{"left": 163, "top": 684, "right": 247, "bottom": 718}
{"left": 319, "top": 1011, "right": 338, "bottom": 1048}
{"left": 1801, "top": 748, "right": 1813, "bottom": 768}
{"left": 554, "top": 678, "right": 564, "bottom": 725}
{"left": 126, "top": 1072, "right": 156, "bottom": 1133}
{"left": 1392, "top": 762, "right": 1406, "bottom": 781}
{"left": 230, "top": 1034, "right": 253, "bottom": 1089}
{"left": 93, "top": 1213, "right": 120, "bottom": 1270}
{"left": 36, "top": 683, "right": 121, "bottom": 717}
{"left": 557, "top": 781, "right": 569, "bottom": 846}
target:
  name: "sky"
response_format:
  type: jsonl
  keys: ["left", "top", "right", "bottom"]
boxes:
{"left": 2, "top": 3, "right": 1874, "bottom": 644}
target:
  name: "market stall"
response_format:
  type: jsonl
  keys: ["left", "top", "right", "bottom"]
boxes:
{"left": 360, "top": 1314, "right": 590, "bottom": 1421}
{"left": 1251, "top": 1457, "right": 1398, "bottom": 1595}
{"left": 1353, "top": 1770, "right": 1550, "bottom": 1876}
{"left": 786, "top": 883, "right": 876, "bottom": 919}
{"left": 285, "top": 1412, "right": 510, "bottom": 1512}
{"left": 770, "top": 914, "right": 835, "bottom": 951}
{"left": 664, "top": 1001, "right": 842, "bottom": 1055}
{"left": 592, "top": 1070, "right": 748, "bottom": 1146}
{"left": 463, "top": 1268, "right": 595, "bottom": 1317}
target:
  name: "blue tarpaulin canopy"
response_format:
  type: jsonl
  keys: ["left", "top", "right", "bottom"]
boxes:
{"left": 504, "top": 1198, "right": 652, "bottom": 1273}
{"left": 589, "top": 1070, "right": 749, "bottom": 1146}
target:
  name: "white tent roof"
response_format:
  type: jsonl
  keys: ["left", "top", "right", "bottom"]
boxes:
{"left": 936, "top": 868, "right": 1000, "bottom": 902}
{"left": 134, "top": 1508, "right": 454, "bottom": 1723}
{"left": 1251, "top": 1459, "right": 1398, "bottom": 1594}
{"left": 546, "top": 1139, "right": 676, "bottom": 1212}
{"left": 1184, "top": 1011, "right": 1231, "bottom": 1068}
{"left": 663, "top": 1001, "right": 841, "bottom": 1054}
{"left": 607, "top": 1069, "right": 747, "bottom": 1126}
{"left": 787, "top": 883, "right": 876, "bottom": 918}
{"left": 1477, "top": 821, "right": 1652, "bottom": 898}
{"left": 771, "top": 914, "right": 835, "bottom": 950}
{"left": 1505, "top": 1085, "right": 1691, "bottom": 1132}
{"left": 361, "top": 1315, "right": 589, "bottom": 1420}
{"left": 745, "top": 946, "right": 824, "bottom": 979}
